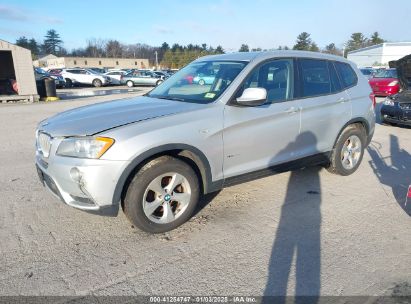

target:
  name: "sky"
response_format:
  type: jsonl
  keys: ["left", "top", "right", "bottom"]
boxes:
{"left": 0, "top": 0, "right": 410, "bottom": 52}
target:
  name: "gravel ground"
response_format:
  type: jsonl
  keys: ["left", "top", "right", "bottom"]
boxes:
{"left": 0, "top": 95, "right": 410, "bottom": 297}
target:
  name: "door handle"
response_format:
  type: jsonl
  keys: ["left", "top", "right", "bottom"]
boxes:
{"left": 284, "top": 107, "right": 299, "bottom": 114}
{"left": 338, "top": 97, "right": 349, "bottom": 103}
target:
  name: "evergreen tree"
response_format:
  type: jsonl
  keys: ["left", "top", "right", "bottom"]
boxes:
{"left": 43, "top": 29, "right": 63, "bottom": 54}
{"left": 370, "top": 32, "right": 385, "bottom": 45}
{"left": 239, "top": 44, "right": 250, "bottom": 52}
{"left": 293, "top": 32, "right": 312, "bottom": 50}
{"left": 345, "top": 32, "right": 368, "bottom": 53}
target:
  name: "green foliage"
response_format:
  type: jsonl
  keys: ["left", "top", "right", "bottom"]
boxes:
{"left": 43, "top": 29, "right": 63, "bottom": 55}
{"left": 16, "top": 36, "right": 40, "bottom": 57}
{"left": 239, "top": 44, "right": 250, "bottom": 52}
{"left": 293, "top": 32, "right": 312, "bottom": 50}
{"left": 370, "top": 32, "right": 385, "bottom": 45}
{"left": 323, "top": 43, "right": 342, "bottom": 56}
{"left": 160, "top": 44, "right": 226, "bottom": 69}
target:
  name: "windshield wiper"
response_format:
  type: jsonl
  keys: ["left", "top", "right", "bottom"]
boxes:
{"left": 151, "top": 95, "right": 186, "bottom": 102}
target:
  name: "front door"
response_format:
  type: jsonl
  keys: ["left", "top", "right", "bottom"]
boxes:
{"left": 223, "top": 58, "right": 302, "bottom": 179}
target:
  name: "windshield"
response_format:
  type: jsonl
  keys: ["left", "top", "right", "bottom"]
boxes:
{"left": 147, "top": 60, "right": 248, "bottom": 103}
{"left": 373, "top": 69, "right": 398, "bottom": 78}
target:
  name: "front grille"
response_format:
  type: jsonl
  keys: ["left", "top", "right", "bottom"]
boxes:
{"left": 37, "top": 132, "right": 52, "bottom": 158}
{"left": 399, "top": 103, "right": 411, "bottom": 110}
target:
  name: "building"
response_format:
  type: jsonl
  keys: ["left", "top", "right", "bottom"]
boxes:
{"left": 33, "top": 54, "right": 58, "bottom": 67}
{"left": 0, "top": 39, "right": 38, "bottom": 102}
{"left": 347, "top": 42, "right": 411, "bottom": 68}
{"left": 43, "top": 56, "right": 150, "bottom": 70}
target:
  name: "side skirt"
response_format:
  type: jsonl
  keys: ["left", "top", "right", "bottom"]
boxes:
{"left": 208, "top": 152, "right": 330, "bottom": 191}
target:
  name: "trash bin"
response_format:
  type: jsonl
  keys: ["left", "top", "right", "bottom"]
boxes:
{"left": 44, "top": 78, "right": 57, "bottom": 98}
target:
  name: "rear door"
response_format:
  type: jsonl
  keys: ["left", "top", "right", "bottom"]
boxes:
{"left": 298, "top": 59, "right": 352, "bottom": 156}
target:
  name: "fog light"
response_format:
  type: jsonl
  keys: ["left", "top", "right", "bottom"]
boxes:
{"left": 70, "top": 167, "right": 82, "bottom": 182}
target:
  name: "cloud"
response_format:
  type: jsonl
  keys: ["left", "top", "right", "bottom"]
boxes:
{"left": 0, "top": 27, "right": 34, "bottom": 37}
{"left": 153, "top": 25, "right": 173, "bottom": 35}
{"left": 0, "top": 5, "right": 63, "bottom": 24}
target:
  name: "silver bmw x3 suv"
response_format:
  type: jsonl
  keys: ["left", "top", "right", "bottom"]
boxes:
{"left": 36, "top": 51, "right": 375, "bottom": 233}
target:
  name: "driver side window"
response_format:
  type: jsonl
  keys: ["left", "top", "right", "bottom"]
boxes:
{"left": 239, "top": 59, "right": 294, "bottom": 104}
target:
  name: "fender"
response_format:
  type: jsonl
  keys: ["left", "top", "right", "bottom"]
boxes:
{"left": 112, "top": 143, "right": 222, "bottom": 206}
{"left": 332, "top": 117, "right": 372, "bottom": 149}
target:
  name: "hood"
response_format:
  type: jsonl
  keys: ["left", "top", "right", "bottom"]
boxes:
{"left": 395, "top": 54, "right": 411, "bottom": 91}
{"left": 38, "top": 96, "right": 201, "bottom": 137}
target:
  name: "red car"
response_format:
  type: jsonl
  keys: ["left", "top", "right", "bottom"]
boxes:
{"left": 368, "top": 68, "right": 400, "bottom": 96}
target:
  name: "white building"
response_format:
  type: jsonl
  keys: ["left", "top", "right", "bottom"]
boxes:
{"left": 347, "top": 42, "right": 411, "bottom": 68}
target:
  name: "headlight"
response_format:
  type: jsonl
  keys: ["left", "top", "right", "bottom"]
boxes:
{"left": 388, "top": 80, "right": 398, "bottom": 87}
{"left": 57, "top": 137, "right": 114, "bottom": 159}
{"left": 383, "top": 98, "right": 395, "bottom": 106}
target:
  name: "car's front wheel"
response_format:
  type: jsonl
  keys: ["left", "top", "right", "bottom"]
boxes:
{"left": 327, "top": 124, "right": 366, "bottom": 176}
{"left": 126, "top": 80, "right": 134, "bottom": 87}
{"left": 156, "top": 80, "right": 163, "bottom": 86}
{"left": 123, "top": 156, "right": 200, "bottom": 233}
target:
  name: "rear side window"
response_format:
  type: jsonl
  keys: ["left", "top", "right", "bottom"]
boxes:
{"left": 334, "top": 62, "right": 358, "bottom": 88}
{"left": 299, "top": 59, "right": 332, "bottom": 97}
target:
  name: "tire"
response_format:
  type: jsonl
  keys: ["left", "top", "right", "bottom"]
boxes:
{"left": 126, "top": 80, "right": 134, "bottom": 87}
{"left": 123, "top": 156, "right": 200, "bottom": 233}
{"left": 198, "top": 79, "right": 205, "bottom": 86}
{"left": 156, "top": 80, "right": 163, "bottom": 86}
{"left": 65, "top": 79, "right": 73, "bottom": 88}
{"left": 327, "top": 124, "right": 366, "bottom": 176}
{"left": 93, "top": 79, "right": 102, "bottom": 87}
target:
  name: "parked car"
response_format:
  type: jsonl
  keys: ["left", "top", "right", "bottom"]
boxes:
{"left": 89, "top": 67, "right": 106, "bottom": 74}
{"left": 103, "top": 71, "right": 127, "bottom": 85}
{"left": 152, "top": 71, "right": 171, "bottom": 79}
{"left": 121, "top": 70, "right": 164, "bottom": 87}
{"left": 381, "top": 55, "right": 411, "bottom": 126}
{"left": 368, "top": 68, "right": 400, "bottom": 96}
{"left": 61, "top": 68, "right": 111, "bottom": 87}
{"left": 193, "top": 73, "right": 216, "bottom": 85}
{"left": 35, "top": 51, "right": 375, "bottom": 233}
{"left": 360, "top": 68, "right": 375, "bottom": 80}
{"left": 34, "top": 67, "right": 65, "bottom": 88}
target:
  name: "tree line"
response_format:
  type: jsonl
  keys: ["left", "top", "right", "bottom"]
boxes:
{"left": 237, "top": 31, "right": 385, "bottom": 56}
{"left": 15, "top": 29, "right": 385, "bottom": 68}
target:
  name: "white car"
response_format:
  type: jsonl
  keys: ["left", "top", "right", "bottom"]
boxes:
{"left": 103, "top": 71, "right": 127, "bottom": 85}
{"left": 61, "top": 68, "right": 111, "bottom": 87}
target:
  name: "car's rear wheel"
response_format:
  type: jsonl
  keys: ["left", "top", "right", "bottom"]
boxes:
{"left": 198, "top": 79, "right": 205, "bottom": 85}
{"left": 123, "top": 156, "right": 200, "bottom": 233}
{"left": 93, "top": 79, "right": 102, "bottom": 87}
{"left": 327, "top": 124, "right": 366, "bottom": 176}
{"left": 156, "top": 80, "right": 163, "bottom": 86}
{"left": 126, "top": 80, "right": 134, "bottom": 87}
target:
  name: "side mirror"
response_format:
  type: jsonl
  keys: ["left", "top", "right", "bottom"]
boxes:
{"left": 236, "top": 88, "right": 267, "bottom": 106}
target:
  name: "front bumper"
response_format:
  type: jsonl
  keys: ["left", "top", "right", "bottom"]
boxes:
{"left": 381, "top": 103, "right": 411, "bottom": 125}
{"left": 35, "top": 144, "right": 129, "bottom": 214}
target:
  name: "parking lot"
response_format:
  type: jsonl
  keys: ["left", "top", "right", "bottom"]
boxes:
{"left": 0, "top": 95, "right": 410, "bottom": 297}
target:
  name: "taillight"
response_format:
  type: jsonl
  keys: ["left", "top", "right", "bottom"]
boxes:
{"left": 369, "top": 92, "right": 376, "bottom": 108}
